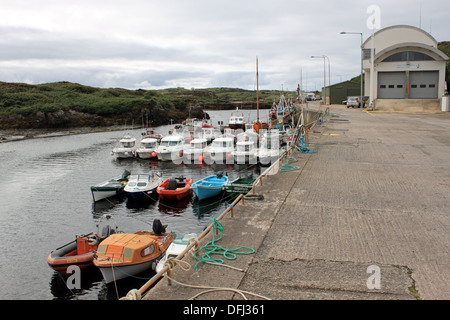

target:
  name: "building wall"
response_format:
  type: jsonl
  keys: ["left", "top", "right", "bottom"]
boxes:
{"left": 362, "top": 25, "right": 448, "bottom": 106}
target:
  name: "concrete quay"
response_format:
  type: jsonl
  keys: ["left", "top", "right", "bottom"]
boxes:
{"left": 142, "top": 104, "right": 449, "bottom": 300}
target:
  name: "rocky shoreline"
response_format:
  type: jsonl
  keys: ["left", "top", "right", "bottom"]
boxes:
{"left": 0, "top": 105, "right": 207, "bottom": 143}
{"left": 0, "top": 108, "right": 209, "bottom": 143}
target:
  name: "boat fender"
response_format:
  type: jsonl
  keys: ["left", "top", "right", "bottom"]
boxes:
{"left": 244, "top": 194, "right": 264, "bottom": 201}
{"left": 87, "top": 234, "right": 99, "bottom": 246}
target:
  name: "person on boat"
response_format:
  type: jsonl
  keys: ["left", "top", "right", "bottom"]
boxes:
{"left": 152, "top": 219, "right": 167, "bottom": 236}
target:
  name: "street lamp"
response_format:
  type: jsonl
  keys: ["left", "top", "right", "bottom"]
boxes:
{"left": 311, "top": 55, "right": 330, "bottom": 104}
{"left": 340, "top": 31, "right": 363, "bottom": 107}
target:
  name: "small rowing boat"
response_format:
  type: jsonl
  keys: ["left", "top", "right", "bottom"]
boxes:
{"left": 191, "top": 172, "right": 229, "bottom": 201}
{"left": 90, "top": 170, "right": 130, "bottom": 202}
{"left": 156, "top": 176, "right": 193, "bottom": 201}
{"left": 47, "top": 215, "right": 118, "bottom": 275}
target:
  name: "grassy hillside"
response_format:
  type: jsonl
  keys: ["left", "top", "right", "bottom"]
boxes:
{"left": 0, "top": 81, "right": 295, "bottom": 129}
{"left": 0, "top": 81, "right": 188, "bottom": 117}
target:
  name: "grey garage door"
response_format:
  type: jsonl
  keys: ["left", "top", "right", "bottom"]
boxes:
{"left": 378, "top": 72, "right": 406, "bottom": 99}
{"left": 409, "top": 71, "right": 438, "bottom": 99}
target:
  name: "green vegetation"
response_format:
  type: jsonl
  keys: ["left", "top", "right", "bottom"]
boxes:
{"left": 0, "top": 81, "right": 187, "bottom": 118}
{"left": 0, "top": 81, "right": 296, "bottom": 129}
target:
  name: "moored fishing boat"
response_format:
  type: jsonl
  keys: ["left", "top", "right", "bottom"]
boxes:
{"left": 155, "top": 233, "right": 197, "bottom": 273}
{"left": 157, "top": 176, "right": 193, "bottom": 200}
{"left": 112, "top": 134, "right": 137, "bottom": 159}
{"left": 232, "top": 138, "right": 258, "bottom": 164}
{"left": 47, "top": 215, "right": 118, "bottom": 275}
{"left": 225, "top": 175, "right": 256, "bottom": 195}
{"left": 191, "top": 172, "right": 229, "bottom": 201}
{"left": 182, "top": 138, "right": 208, "bottom": 163}
{"left": 141, "top": 125, "right": 163, "bottom": 143}
{"left": 205, "top": 136, "right": 235, "bottom": 164}
{"left": 228, "top": 109, "right": 245, "bottom": 130}
{"left": 257, "top": 130, "right": 282, "bottom": 166}
{"left": 90, "top": 170, "right": 131, "bottom": 202}
{"left": 135, "top": 137, "right": 158, "bottom": 159}
{"left": 124, "top": 173, "right": 163, "bottom": 200}
{"left": 93, "top": 222, "right": 173, "bottom": 284}
{"left": 155, "top": 134, "right": 185, "bottom": 162}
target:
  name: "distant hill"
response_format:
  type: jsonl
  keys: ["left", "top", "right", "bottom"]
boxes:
{"left": 0, "top": 82, "right": 294, "bottom": 129}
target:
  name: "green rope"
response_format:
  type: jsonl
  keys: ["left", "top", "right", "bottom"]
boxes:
{"left": 193, "top": 218, "right": 255, "bottom": 271}
{"left": 279, "top": 153, "right": 301, "bottom": 172}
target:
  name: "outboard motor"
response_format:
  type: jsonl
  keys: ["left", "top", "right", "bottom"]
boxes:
{"left": 216, "top": 171, "right": 223, "bottom": 178}
{"left": 152, "top": 219, "right": 167, "bottom": 236}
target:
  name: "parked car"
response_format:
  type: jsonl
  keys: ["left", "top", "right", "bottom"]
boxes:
{"left": 346, "top": 96, "right": 361, "bottom": 108}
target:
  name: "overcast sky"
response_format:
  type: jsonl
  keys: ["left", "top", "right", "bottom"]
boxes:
{"left": 0, "top": 0, "right": 448, "bottom": 91}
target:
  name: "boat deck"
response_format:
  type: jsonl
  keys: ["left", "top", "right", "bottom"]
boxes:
{"left": 141, "top": 104, "right": 450, "bottom": 300}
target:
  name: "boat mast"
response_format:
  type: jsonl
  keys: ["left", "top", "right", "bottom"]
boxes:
{"left": 256, "top": 56, "right": 259, "bottom": 124}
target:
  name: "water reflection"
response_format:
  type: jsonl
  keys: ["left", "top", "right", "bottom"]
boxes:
{"left": 49, "top": 268, "right": 103, "bottom": 300}
{"left": 158, "top": 195, "right": 192, "bottom": 215}
{"left": 0, "top": 109, "right": 270, "bottom": 300}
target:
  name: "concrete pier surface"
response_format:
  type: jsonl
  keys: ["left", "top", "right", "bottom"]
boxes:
{"left": 142, "top": 104, "right": 449, "bottom": 300}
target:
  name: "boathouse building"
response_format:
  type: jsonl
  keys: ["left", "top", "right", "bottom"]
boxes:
{"left": 362, "top": 25, "right": 448, "bottom": 111}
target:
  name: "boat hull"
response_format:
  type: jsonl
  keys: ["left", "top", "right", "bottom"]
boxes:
{"left": 228, "top": 124, "right": 245, "bottom": 130}
{"left": 225, "top": 177, "right": 256, "bottom": 195}
{"left": 191, "top": 175, "right": 229, "bottom": 201}
{"left": 112, "top": 149, "right": 135, "bottom": 159}
{"left": 157, "top": 151, "right": 183, "bottom": 162}
{"left": 192, "top": 186, "right": 223, "bottom": 201}
{"left": 97, "top": 260, "right": 155, "bottom": 284}
{"left": 91, "top": 188, "right": 122, "bottom": 202}
{"left": 47, "top": 236, "right": 99, "bottom": 275}
{"left": 157, "top": 178, "right": 193, "bottom": 200}
{"left": 136, "top": 151, "right": 157, "bottom": 159}
{"left": 125, "top": 188, "right": 157, "bottom": 200}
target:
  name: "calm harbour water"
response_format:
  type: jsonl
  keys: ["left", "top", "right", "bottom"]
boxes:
{"left": 0, "top": 109, "right": 269, "bottom": 300}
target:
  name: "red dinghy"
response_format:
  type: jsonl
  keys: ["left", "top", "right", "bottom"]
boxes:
{"left": 47, "top": 215, "right": 117, "bottom": 275}
{"left": 157, "top": 176, "right": 193, "bottom": 201}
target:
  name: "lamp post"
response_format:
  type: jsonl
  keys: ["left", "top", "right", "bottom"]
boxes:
{"left": 311, "top": 55, "right": 330, "bottom": 104}
{"left": 340, "top": 31, "right": 363, "bottom": 107}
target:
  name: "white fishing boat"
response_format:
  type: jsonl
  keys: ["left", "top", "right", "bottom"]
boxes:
{"left": 228, "top": 109, "right": 245, "bottom": 130}
{"left": 232, "top": 138, "right": 258, "bottom": 164}
{"left": 135, "top": 137, "right": 158, "bottom": 159}
{"left": 257, "top": 131, "right": 282, "bottom": 166}
{"left": 205, "top": 136, "right": 235, "bottom": 164}
{"left": 112, "top": 134, "right": 137, "bottom": 159}
{"left": 201, "top": 127, "right": 221, "bottom": 144}
{"left": 155, "top": 233, "right": 198, "bottom": 273}
{"left": 123, "top": 173, "right": 163, "bottom": 200}
{"left": 183, "top": 138, "right": 208, "bottom": 163}
{"left": 155, "top": 134, "right": 185, "bottom": 162}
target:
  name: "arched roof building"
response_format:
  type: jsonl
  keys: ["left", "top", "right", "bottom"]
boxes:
{"left": 362, "top": 25, "right": 448, "bottom": 111}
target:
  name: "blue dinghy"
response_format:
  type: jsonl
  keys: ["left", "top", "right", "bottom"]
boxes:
{"left": 191, "top": 172, "right": 229, "bottom": 201}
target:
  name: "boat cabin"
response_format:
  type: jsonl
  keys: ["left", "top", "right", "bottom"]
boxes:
{"left": 96, "top": 231, "right": 173, "bottom": 265}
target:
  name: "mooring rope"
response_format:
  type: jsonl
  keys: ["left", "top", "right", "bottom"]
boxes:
{"left": 192, "top": 218, "right": 255, "bottom": 271}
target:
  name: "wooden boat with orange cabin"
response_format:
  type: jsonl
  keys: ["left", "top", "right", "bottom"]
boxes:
{"left": 93, "top": 221, "right": 173, "bottom": 284}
